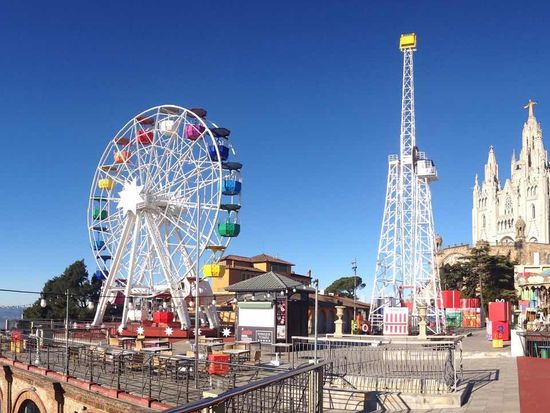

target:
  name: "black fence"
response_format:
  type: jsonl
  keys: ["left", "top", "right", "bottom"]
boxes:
{"left": 292, "top": 336, "right": 462, "bottom": 394}
{"left": 0, "top": 332, "right": 284, "bottom": 406}
{"left": 518, "top": 330, "right": 550, "bottom": 358}
{"left": 163, "top": 361, "right": 329, "bottom": 413}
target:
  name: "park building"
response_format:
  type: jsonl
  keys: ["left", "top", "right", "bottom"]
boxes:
{"left": 210, "top": 253, "right": 369, "bottom": 335}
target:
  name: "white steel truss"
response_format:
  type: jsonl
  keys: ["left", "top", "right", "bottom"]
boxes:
{"left": 369, "top": 37, "right": 444, "bottom": 334}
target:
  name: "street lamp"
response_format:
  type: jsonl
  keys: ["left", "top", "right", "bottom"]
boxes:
{"left": 41, "top": 290, "right": 95, "bottom": 376}
{"left": 312, "top": 278, "right": 319, "bottom": 364}
{"left": 352, "top": 259, "right": 358, "bottom": 322}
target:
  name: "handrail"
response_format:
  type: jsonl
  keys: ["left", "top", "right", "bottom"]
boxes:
{"left": 162, "top": 360, "right": 330, "bottom": 413}
{"left": 293, "top": 335, "right": 463, "bottom": 345}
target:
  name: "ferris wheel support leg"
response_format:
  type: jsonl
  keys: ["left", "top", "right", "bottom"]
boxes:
{"left": 198, "top": 280, "right": 220, "bottom": 329}
{"left": 120, "top": 214, "right": 142, "bottom": 330}
{"left": 92, "top": 214, "right": 136, "bottom": 327}
{"left": 144, "top": 213, "right": 191, "bottom": 330}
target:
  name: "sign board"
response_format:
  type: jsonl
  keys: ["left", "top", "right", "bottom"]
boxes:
{"left": 238, "top": 327, "right": 275, "bottom": 344}
{"left": 256, "top": 330, "right": 274, "bottom": 344}
{"left": 383, "top": 307, "right": 409, "bottom": 336}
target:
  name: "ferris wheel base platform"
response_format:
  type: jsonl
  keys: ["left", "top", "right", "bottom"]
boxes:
{"left": 110, "top": 321, "right": 219, "bottom": 339}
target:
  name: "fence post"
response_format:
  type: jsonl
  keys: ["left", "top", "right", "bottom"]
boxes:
{"left": 90, "top": 349, "right": 94, "bottom": 383}
{"left": 148, "top": 356, "right": 152, "bottom": 400}
{"left": 47, "top": 346, "right": 50, "bottom": 370}
{"left": 117, "top": 355, "right": 121, "bottom": 392}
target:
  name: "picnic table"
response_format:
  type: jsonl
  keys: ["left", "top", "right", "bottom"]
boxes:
{"left": 203, "top": 337, "right": 224, "bottom": 343}
{"left": 262, "top": 342, "right": 292, "bottom": 365}
{"left": 118, "top": 337, "right": 136, "bottom": 349}
{"left": 198, "top": 342, "right": 224, "bottom": 352}
{"left": 222, "top": 348, "right": 250, "bottom": 363}
{"left": 234, "top": 340, "right": 260, "bottom": 350}
{"left": 141, "top": 346, "right": 169, "bottom": 353}
{"left": 143, "top": 339, "right": 170, "bottom": 347}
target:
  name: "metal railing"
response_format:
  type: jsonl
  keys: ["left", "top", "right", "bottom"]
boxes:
{"left": 292, "top": 336, "right": 463, "bottom": 394}
{"left": 163, "top": 360, "right": 329, "bottom": 413}
{"left": 0, "top": 332, "right": 284, "bottom": 406}
{"left": 518, "top": 330, "right": 550, "bottom": 358}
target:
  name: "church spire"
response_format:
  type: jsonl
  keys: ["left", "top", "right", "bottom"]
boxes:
{"left": 524, "top": 99, "right": 537, "bottom": 119}
{"left": 484, "top": 145, "right": 499, "bottom": 187}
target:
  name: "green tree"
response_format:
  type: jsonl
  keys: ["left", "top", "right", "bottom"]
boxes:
{"left": 440, "top": 262, "right": 468, "bottom": 290}
{"left": 24, "top": 260, "right": 102, "bottom": 320}
{"left": 439, "top": 245, "right": 516, "bottom": 311}
{"left": 325, "top": 276, "right": 365, "bottom": 298}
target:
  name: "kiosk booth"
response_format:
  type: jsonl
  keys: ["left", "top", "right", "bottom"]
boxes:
{"left": 226, "top": 271, "right": 314, "bottom": 344}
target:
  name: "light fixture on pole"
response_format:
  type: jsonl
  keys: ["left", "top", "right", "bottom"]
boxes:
{"left": 65, "top": 289, "right": 70, "bottom": 377}
{"left": 352, "top": 259, "right": 358, "bottom": 323}
{"left": 313, "top": 277, "right": 319, "bottom": 364}
{"left": 194, "top": 178, "right": 201, "bottom": 389}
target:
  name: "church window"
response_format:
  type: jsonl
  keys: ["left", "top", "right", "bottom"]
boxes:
{"left": 482, "top": 215, "right": 486, "bottom": 228}
{"left": 532, "top": 204, "right": 536, "bottom": 219}
{"left": 505, "top": 196, "right": 513, "bottom": 215}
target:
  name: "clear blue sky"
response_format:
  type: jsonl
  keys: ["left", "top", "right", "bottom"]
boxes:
{"left": 1, "top": 1, "right": 549, "bottom": 305}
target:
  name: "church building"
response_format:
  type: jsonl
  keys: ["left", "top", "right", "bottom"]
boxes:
{"left": 472, "top": 100, "right": 550, "bottom": 245}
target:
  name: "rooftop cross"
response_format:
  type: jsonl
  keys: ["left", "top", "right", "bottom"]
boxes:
{"left": 524, "top": 99, "right": 537, "bottom": 118}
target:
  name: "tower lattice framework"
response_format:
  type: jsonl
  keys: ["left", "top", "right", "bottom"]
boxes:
{"left": 369, "top": 34, "right": 444, "bottom": 334}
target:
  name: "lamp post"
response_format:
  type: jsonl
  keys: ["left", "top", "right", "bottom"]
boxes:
{"left": 194, "top": 184, "right": 201, "bottom": 388}
{"left": 313, "top": 278, "right": 319, "bottom": 364}
{"left": 65, "top": 289, "right": 70, "bottom": 376}
{"left": 352, "top": 259, "right": 358, "bottom": 322}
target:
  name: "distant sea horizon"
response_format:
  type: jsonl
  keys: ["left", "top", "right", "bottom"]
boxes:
{"left": 0, "top": 306, "right": 27, "bottom": 329}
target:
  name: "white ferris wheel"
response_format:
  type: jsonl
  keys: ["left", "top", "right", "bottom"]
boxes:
{"left": 88, "top": 105, "right": 242, "bottom": 331}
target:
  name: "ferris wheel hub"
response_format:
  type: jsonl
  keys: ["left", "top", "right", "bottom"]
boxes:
{"left": 117, "top": 179, "right": 144, "bottom": 216}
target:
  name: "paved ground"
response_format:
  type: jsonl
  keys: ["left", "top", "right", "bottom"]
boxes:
{"left": 412, "top": 329, "right": 520, "bottom": 413}
{"left": 517, "top": 357, "right": 550, "bottom": 412}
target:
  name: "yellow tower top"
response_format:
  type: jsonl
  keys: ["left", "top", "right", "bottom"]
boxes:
{"left": 399, "top": 33, "right": 417, "bottom": 50}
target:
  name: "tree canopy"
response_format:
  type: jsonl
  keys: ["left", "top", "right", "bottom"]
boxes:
{"left": 439, "top": 245, "right": 516, "bottom": 309}
{"left": 325, "top": 276, "right": 365, "bottom": 298}
{"left": 23, "top": 260, "right": 103, "bottom": 320}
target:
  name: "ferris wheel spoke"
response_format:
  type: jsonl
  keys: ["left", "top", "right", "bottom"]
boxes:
{"left": 173, "top": 227, "right": 198, "bottom": 278}
{"left": 169, "top": 212, "right": 213, "bottom": 252}
{"left": 143, "top": 212, "right": 190, "bottom": 328}
{"left": 120, "top": 213, "right": 142, "bottom": 328}
{"left": 167, "top": 162, "right": 217, "bottom": 194}
{"left": 96, "top": 167, "right": 127, "bottom": 187}
{"left": 92, "top": 213, "right": 136, "bottom": 326}
{"left": 149, "top": 139, "right": 200, "bottom": 191}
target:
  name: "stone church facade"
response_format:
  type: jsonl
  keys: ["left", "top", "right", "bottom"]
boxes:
{"left": 437, "top": 101, "right": 550, "bottom": 268}
{"left": 472, "top": 100, "right": 550, "bottom": 245}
